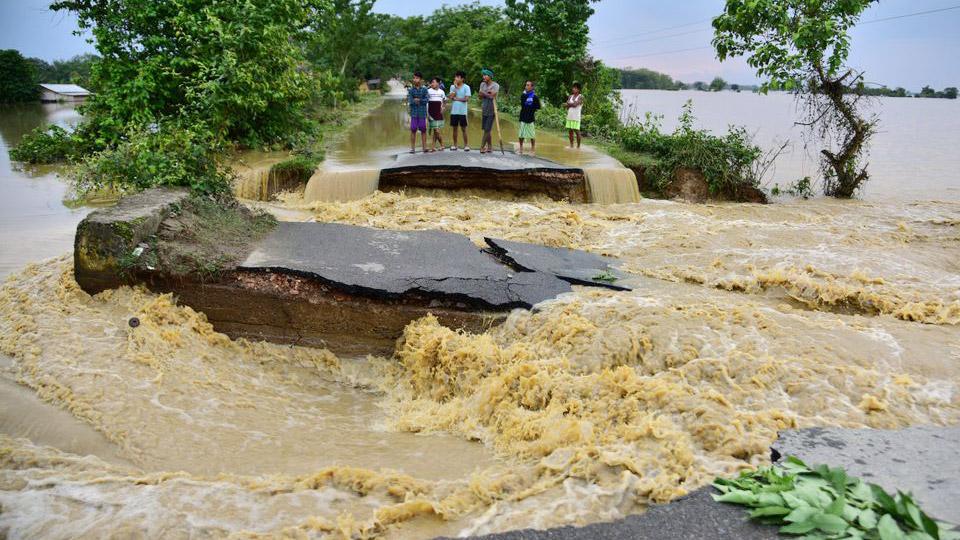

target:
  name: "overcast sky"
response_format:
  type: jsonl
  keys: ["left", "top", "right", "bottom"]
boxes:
{"left": 2, "top": 0, "right": 958, "bottom": 90}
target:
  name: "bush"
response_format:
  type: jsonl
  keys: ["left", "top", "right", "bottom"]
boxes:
{"left": 618, "top": 101, "right": 763, "bottom": 196}
{"left": 8, "top": 125, "right": 78, "bottom": 164}
{"left": 270, "top": 154, "right": 322, "bottom": 183}
{"left": 72, "top": 121, "right": 233, "bottom": 196}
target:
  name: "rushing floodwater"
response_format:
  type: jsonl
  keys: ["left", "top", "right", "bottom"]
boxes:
{"left": 1, "top": 94, "right": 958, "bottom": 538}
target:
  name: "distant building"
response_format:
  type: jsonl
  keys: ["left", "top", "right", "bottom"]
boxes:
{"left": 39, "top": 84, "right": 91, "bottom": 103}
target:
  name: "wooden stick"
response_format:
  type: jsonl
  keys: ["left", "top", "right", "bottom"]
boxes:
{"left": 493, "top": 97, "right": 505, "bottom": 155}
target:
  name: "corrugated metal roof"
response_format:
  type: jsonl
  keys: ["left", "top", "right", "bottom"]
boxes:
{"left": 39, "top": 83, "right": 91, "bottom": 95}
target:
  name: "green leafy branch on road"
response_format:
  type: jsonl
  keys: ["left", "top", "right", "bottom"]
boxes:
{"left": 713, "top": 456, "right": 959, "bottom": 540}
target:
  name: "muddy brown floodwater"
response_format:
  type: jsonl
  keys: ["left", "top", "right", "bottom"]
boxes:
{"left": 1, "top": 93, "right": 959, "bottom": 538}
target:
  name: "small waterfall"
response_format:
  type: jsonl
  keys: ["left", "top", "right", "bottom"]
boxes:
{"left": 234, "top": 165, "right": 275, "bottom": 201}
{"left": 584, "top": 168, "right": 641, "bottom": 204}
{"left": 235, "top": 161, "right": 317, "bottom": 201}
{"left": 303, "top": 169, "right": 381, "bottom": 203}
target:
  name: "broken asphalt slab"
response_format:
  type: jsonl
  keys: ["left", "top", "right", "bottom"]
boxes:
{"left": 484, "top": 237, "right": 630, "bottom": 290}
{"left": 74, "top": 189, "right": 632, "bottom": 353}
{"left": 240, "top": 222, "right": 575, "bottom": 310}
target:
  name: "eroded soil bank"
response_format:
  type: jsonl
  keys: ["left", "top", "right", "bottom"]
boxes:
{"left": 2, "top": 188, "right": 958, "bottom": 538}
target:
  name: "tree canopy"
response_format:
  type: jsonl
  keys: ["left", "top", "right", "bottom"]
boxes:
{"left": 28, "top": 54, "right": 98, "bottom": 90}
{"left": 713, "top": 0, "right": 877, "bottom": 93}
{"left": 616, "top": 67, "right": 684, "bottom": 90}
{"left": 709, "top": 76, "right": 727, "bottom": 91}
{"left": 51, "top": 0, "right": 327, "bottom": 147}
{"left": 14, "top": 0, "right": 624, "bottom": 193}
{"left": 0, "top": 49, "right": 39, "bottom": 103}
{"left": 505, "top": 0, "right": 600, "bottom": 104}
{"left": 713, "top": 0, "right": 878, "bottom": 198}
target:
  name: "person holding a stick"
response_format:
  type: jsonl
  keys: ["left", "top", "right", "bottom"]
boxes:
{"left": 478, "top": 68, "right": 499, "bottom": 154}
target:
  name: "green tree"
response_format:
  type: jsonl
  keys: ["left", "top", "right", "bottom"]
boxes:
{"left": 713, "top": 0, "right": 879, "bottom": 198}
{"left": 350, "top": 14, "right": 416, "bottom": 83}
{"left": 28, "top": 54, "right": 98, "bottom": 89}
{"left": 306, "top": 0, "right": 378, "bottom": 89}
{"left": 709, "top": 76, "right": 727, "bottom": 91}
{"left": 730, "top": 83, "right": 740, "bottom": 92}
{"left": 504, "top": 0, "right": 600, "bottom": 104}
{"left": 617, "top": 67, "right": 683, "bottom": 90}
{"left": 408, "top": 4, "right": 522, "bottom": 91}
{"left": 0, "top": 49, "right": 38, "bottom": 103}
{"left": 51, "top": 0, "right": 327, "bottom": 147}
{"left": 944, "top": 87, "right": 958, "bottom": 99}
{"left": 919, "top": 85, "right": 936, "bottom": 98}
{"left": 692, "top": 81, "right": 707, "bottom": 91}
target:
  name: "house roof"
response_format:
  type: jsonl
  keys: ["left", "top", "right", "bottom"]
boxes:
{"left": 39, "top": 83, "right": 91, "bottom": 96}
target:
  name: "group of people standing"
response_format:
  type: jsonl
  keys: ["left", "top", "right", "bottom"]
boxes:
{"left": 406, "top": 68, "right": 584, "bottom": 155}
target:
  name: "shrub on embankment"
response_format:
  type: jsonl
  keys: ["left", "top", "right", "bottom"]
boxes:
{"left": 618, "top": 101, "right": 765, "bottom": 200}
{"left": 71, "top": 121, "right": 235, "bottom": 195}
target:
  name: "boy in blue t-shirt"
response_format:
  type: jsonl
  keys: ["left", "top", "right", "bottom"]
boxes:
{"left": 446, "top": 70, "right": 472, "bottom": 151}
{"left": 408, "top": 71, "right": 429, "bottom": 153}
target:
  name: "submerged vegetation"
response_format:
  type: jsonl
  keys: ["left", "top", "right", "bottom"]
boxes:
{"left": 714, "top": 457, "right": 959, "bottom": 540}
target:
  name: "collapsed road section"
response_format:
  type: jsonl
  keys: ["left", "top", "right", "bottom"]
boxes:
{"left": 74, "top": 188, "right": 630, "bottom": 354}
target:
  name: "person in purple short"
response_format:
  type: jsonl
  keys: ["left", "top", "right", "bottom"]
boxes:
{"left": 408, "top": 71, "right": 429, "bottom": 153}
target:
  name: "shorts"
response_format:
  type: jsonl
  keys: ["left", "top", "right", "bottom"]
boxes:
{"left": 450, "top": 114, "right": 468, "bottom": 127}
{"left": 518, "top": 122, "right": 536, "bottom": 139}
{"left": 410, "top": 116, "right": 427, "bottom": 133}
{"left": 565, "top": 119, "right": 581, "bottom": 131}
{"left": 482, "top": 114, "right": 495, "bottom": 133}
{"left": 429, "top": 117, "right": 445, "bottom": 131}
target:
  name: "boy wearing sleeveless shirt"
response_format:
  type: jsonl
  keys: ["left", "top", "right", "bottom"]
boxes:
{"left": 563, "top": 82, "right": 584, "bottom": 149}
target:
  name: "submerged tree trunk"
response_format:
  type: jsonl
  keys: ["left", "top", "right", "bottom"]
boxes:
{"left": 811, "top": 67, "right": 876, "bottom": 198}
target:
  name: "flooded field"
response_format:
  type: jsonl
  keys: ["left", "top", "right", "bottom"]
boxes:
{"left": 1, "top": 95, "right": 959, "bottom": 538}
{"left": 620, "top": 89, "right": 960, "bottom": 202}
